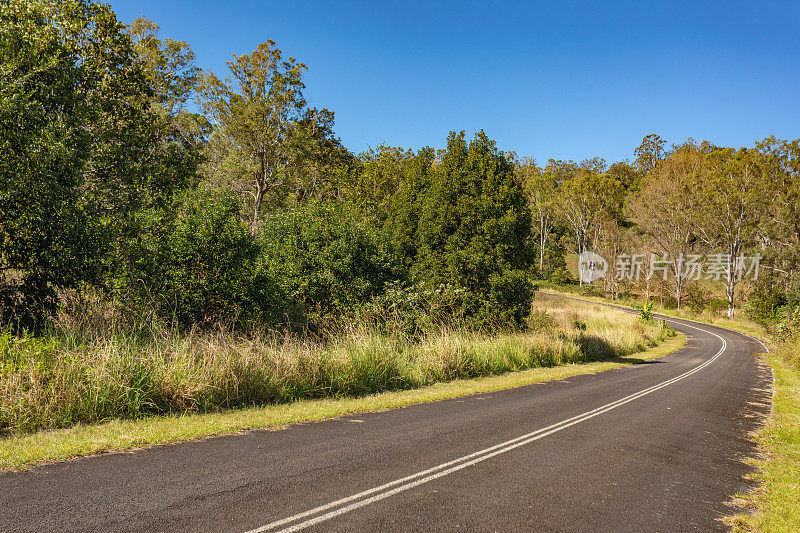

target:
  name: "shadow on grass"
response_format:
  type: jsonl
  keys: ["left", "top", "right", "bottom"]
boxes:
{"left": 575, "top": 334, "right": 667, "bottom": 366}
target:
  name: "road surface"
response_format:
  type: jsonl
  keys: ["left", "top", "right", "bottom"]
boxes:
{"left": 1, "top": 308, "right": 772, "bottom": 532}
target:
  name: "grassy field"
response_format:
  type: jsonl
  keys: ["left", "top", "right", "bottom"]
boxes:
{"left": 0, "top": 295, "right": 680, "bottom": 471}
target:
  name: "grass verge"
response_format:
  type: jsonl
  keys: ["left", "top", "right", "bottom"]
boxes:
{"left": 733, "top": 341, "right": 800, "bottom": 532}
{"left": 0, "top": 332, "right": 685, "bottom": 472}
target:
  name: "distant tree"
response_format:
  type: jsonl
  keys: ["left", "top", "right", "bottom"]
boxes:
{"left": 593, "top": 211, "right": 625, "bottom": 297}
{"left": 628, "top": 143, "right": 703, "bottom": 308}
{"left": 519, "top": 159, "right": 558, "bottom": 275}
{"left": 200, "top": 41, "right": 344, "bottom": 234}
{"left": 607, "top": 161, "right": 639, "bottom": 191}
{"left": 757, "top": 137, "right": 800, "bottom": 280}
{"left": 128, "top": 17, "right": 210, "bottom": 164}
{"left": 634, "top": 133, "right": 666, "bottom": 175}
{"left": 129, "top": 18, "right": 199, "bottom": 118}
{"left": 554, "top": 163, "right": 625, "bottom": 285}
{"left": 693, "top": 148, "right": 767, "bottom": 317}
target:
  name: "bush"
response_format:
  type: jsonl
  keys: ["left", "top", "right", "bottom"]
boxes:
{"left": 581, "top": 284, "right": 604, "bottom": 297}
{"left": 362, "top": 282, "right": 467, "bottom": 338}
{"left": 550, "top": 266, "right": 574, "bottom": 286}
{"left": 706, "top": 298, "right": 730, "bottom": 316}
{"left": 618, "top": 290, "right": 634, "bottom": 301}
{"left": 480, "top": 269, "right": 535, "bottom": 327}
{"left": 746, "top": 278, "right": 789, "bottom": 328}
{"left": 684, "top": 286, "right": 713, "bottom": 313}
{"left": 661, "top": 295, "right": 678, "bottom": 309}
{"left": 121, "top": 189, "right": 272, "bottom": 328}
{"left": 258, "top": 202, "right": 404, "bottom": 330}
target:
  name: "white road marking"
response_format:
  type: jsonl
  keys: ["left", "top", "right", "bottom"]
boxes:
{"left": 245, "top": 320, "right": 728, "bottom": 533}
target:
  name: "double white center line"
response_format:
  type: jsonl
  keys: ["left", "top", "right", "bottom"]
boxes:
{"left": 246, "top": 321, "right": 727, "bottom": 533}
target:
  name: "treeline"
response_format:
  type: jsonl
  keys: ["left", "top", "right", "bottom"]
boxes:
{"left": 1, "top": 1, "right": 531, "bottom": 333}
{"left": 2, "top": 1, "right": 798, "bottom": 338}
{"left": 521, "top": 134, "right": 800, "bottom": 332}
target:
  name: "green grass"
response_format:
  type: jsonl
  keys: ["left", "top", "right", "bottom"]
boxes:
{"left": 0, "top": 332, "right": 685, "bottom": 471}
{"left": 732, "top": 341, "right": 800, "bottom": 532}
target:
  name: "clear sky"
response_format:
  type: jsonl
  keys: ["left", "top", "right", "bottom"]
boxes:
{"left": 109, "top": 0, "right": 799, "bottom": 164}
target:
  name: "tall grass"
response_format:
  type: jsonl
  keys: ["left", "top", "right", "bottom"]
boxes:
{"left": 0, "top": 298, "right": 672, "bottom": 435}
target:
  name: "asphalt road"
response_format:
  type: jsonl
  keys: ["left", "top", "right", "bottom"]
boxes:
{"left": 1, "top": 308, "right": 772, "bottom": 532}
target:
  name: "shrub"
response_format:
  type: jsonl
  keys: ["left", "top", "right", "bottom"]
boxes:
{"left": 258, "top": 202, "right": 404, "bottom": 330}
{"left": 362, "top": 282, "right": 467, "bottom": 338}
{"left": 550, "top": 266, "right": 574, "bottom": 286}
{"left": 684, "top": 285, "right": 713, "bottom": 313}
{"left": 581, "top": 284, "right": 604, "bottom": 297}
{"left": 706, "top": 298, "right": 730, "bottom": 317}
{"left": 661, "top": 295, "right": 678, "bottom": 309}
{"left": 121, "top": 188, "right": 272, "bottom": 328}
{"left": 746, "top": 277, "right": 789, "bottom": 328}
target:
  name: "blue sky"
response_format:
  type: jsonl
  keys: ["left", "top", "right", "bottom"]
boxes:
{"left": 110, "top": 1, "right": 800, "bottom": 164}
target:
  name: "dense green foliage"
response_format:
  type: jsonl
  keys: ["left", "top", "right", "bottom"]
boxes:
{"left": 412, "top": 132, "right": 533, "bottom": 326}
{"left": 0, "top": 1, "right": 536, "bottom": 333}
{"left": 120, "top": 189, "right": 264, "bottom": 328}
{"left": 258, "top": 202, "right": 403, "bottom": 328}
{"left": 2, "top": 0, "right": 799, "bottom": 339}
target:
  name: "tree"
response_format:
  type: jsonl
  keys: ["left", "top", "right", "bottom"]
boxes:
{"left": 0, "top": 0, "right": 100, "bottom": 327}
{"left": 518, "top": 159, "right": 558, "bottom": 275}
{"left": 627, "top": 143, "right": 703, "bottom": 309}
{"left": 200, "top": 41, "right": 342, "bottom": 234}
{"left": 693, "top": 148, "right": 767, "bottom": 317}
{"left": 414, "top": 131, "right": 534, "bottom": 326}
{"left": 634, "top": 133, "right": 666, "bottom": 175}
{"left": 757, "top": 137, "right": 800, "bottom": 292}
{"left": 607, "top": 161, "right": 639, "bottom": 191}
{"left": 128, "top": 18, "right": 199, "bottom": 119}
{"left": 128, "top": 17, "right": 209, "bottom": 176}
{"left": 553, "top": 161, "right": 625, "bottom": 286}
{"left": 0, "top": 0, "right": 175, "bottom": 327}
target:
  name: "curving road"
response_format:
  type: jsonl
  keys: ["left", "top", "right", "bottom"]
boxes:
{"left": 1, "top": 304, "right": 773, "bottom": 532}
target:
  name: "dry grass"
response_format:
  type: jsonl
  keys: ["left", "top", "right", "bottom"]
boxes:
{"left": 0, "top": 331, "right": 685, "bottom": 472}
{"left": 1, "top": 296, "right": 673, "bottom": 437}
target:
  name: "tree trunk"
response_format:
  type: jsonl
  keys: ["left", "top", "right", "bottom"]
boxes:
{"left": 726, "top": 280, "right": 736, "bottom": 318}
{"left": 539, "top": 217, "right": 547, "bottom": 275}
{"left": 250, "top": 186, "right": 264, "bottom": 236}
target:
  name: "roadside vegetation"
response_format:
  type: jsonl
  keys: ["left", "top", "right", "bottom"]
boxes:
{"left": 0, "top": 297, "right": 673, "bottom": 437}
{"left": 732, "top": 338, "right": 800, "bottom": 532}
{"left": 0, "top": 297, "right": 679, "bottom": 470}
